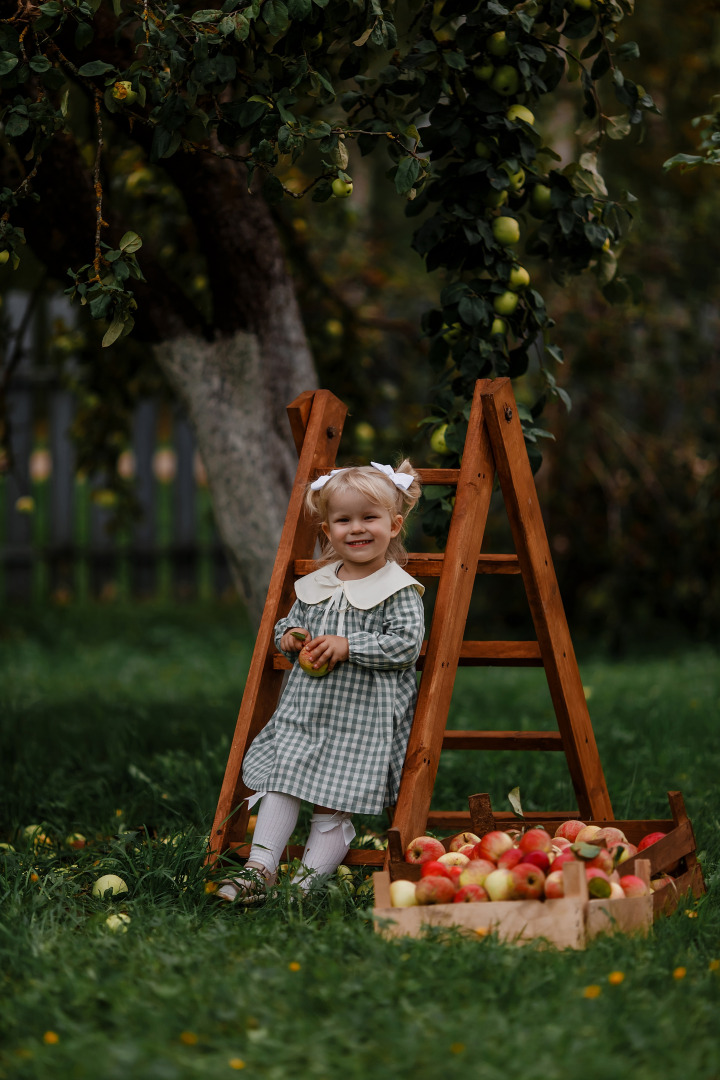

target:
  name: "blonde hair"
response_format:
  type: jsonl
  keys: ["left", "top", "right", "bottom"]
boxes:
{"left": 304, "top": 460, "right": 422, "bottom": 566}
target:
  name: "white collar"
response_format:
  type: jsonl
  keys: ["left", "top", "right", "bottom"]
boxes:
{"left": 294, "top": 561, "right": 424, "bottom": 609}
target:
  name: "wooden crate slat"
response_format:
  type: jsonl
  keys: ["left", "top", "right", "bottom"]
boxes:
{"left": 442, "top": 730, "right": 564, "bottom": 751}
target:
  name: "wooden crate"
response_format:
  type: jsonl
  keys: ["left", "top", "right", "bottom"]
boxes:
{"left": 373, "top": 860, "right": 653, "bottom": 947}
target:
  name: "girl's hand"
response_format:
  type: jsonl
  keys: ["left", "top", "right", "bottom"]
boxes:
{"left": 280, "top": 628, "right": 309, "bottom": 653}
{"left": 302, "top": 635, "right": 349, "bottom": 672}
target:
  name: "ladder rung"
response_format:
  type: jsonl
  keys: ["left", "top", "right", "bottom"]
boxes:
{"left": 273, "top": 640, "right": 542, "bottom": 670}
{"left": 442, "top": 730, "right": 563, "bottom": 751}
{"left": 294, "top": 553, "right": 521, "bottom": 578}
{"left": 222, "top": 842, "right": 386, "bottom": 866}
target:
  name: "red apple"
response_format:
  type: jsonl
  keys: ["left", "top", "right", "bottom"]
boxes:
{"left": 594, "top": 826, "right": 628, "bottom": 847}
{"left": 609, "top": 841, "right": 637, "bottom": 866}
{"left": 484, "top": 868, "right": 515, "bottom": 901}
{"left": 298, "top": 644, "right": 329, "bottom": 677}
{"left": 586, "top": 848, "right": 615, "bottom": 875}
{"left": 552, "top": 837, "right": 572, "bottom": 851}
{"left": 448, "top": 831, "right": 481, "bottom": 852}
{"left": 551, "top": 849, "right": 576, "bottom": 875}
{"left": 619, "top": 874, "right": 650, "bottom": 897}
{"left": 498, "top": 847, "right": 526, "bottom": 870}
{"left": 518, "top": 828, "right": 552, "bottom": 855}
{"left": 458, "top": 859, "right": 496, "bottom": 888}
{"left": 420, "top": 859, "right": 452, "bottom": 879}
{"left": 415, "top": 875, "right": 457, "bottom": 905}
{"left": 554, "top": 820, "right": 586, "bottom": 842}
{"left": 404, "top": 836, "right": 446, "bottom": 864}
{"left": 447, "top": 865, "right": 464, "bottom": 888}
{"left": 521, "top": 849, "right": 551, "bottom": 875}
{"left": 585, "top": 867, "right": 612, "bottom": 898}
{"left": 575, "top": 825, "right": 602, "bottom": 844}
{"left": 453, "top": 883, "right": 489, "bottom": 903}
{"left": 650, "top": 873, "right": 674, "bottom": 892}
{"left": 637, "top": 831, "right": 666, "bottom": 852}
{"left": 510, "top": 863, "right": 546, "bottom": 900}
{"left": 474, "top": 831, "right": 514, "bottom": 863}
{"left": 457, "top": 844, "right": 477, "bottom": 858}
{"left": 544, "top": 869, "right": 564, "bottom": 899}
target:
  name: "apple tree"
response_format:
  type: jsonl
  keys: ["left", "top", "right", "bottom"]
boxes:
{"left": 0, "top": 0, "right": 656, "bottom": 615}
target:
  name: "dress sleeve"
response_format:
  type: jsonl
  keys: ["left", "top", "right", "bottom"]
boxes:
{"left": 346, "top": 587, "right": 424, "bottom": 671}
{"left": 274, "top": 599, "right": 308, "bottom": 659}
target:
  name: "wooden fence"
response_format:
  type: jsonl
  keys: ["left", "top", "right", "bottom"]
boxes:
{"left": 1, "top": 291, "right": 232, "bottom": 603}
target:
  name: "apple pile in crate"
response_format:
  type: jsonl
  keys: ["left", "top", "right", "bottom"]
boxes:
{"left": 391, "top": 822, "right": 665, "bottom": 907}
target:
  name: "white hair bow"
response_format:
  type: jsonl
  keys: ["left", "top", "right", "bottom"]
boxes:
{"left": 310, "top": 462, "right": 412, "bottom": 492}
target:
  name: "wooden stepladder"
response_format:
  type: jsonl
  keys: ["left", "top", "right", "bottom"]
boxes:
{"left": 208, "top": 378, "right": 613, "bottom": 870}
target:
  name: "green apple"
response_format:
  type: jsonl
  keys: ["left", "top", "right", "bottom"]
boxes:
{"left": 487, "top": 31, "right": 510, "bottom": 58}
{"left": 105, "top": 913, "right": 131, "bottom": 933}
{"left": 111, "top": 81, "right": 138, "bottom": 105}
{"left": 484, "top": 188, "right": 508, "bottom": 209}
{"left": 503, "top": 165, "right": 525, "bottom": 191}
{"left": 571, "top": 0, "right": 593, "bottom": 7}
{"left": 508, "top": 265, "right": 530, "bottom": 290}
{"left": 474, "top": 138, "right": 493, "bottom": 160}
{"left": 493, "top": 291, "right": 519, "bottom": 316}
{"left": 492, "top": 216, "right": 520, "bottom": 245}
{"left": 430, "top": 423, "right": 450, "bottom": 455}
{"left": 506, "top": 104, "right": 535, "bottom": 125}
{"left": 490, "top": 317, "right": 508, "bottom": 336}
{"left": 491, "top": 65, "right": 520, "bottom": 97}
{"left": 441, "top": 322, "right": 462, "bottom": 343}
{"left": 92, "top": 874, "right": 129, "bottom": 898}
{"left": 331, "top": 178, "right": 353, "bottom": 198}
{"left": 473, "top": 60, "right": 494, "bottom": 81}
{"left": 530, "top": 183, "right": 553, "bottom": 217}
{"left": 0, "top": 842, "right": 16, "bottom": 854}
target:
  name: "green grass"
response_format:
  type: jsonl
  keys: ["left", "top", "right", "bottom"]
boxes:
{"left": 1, "top": 604, "right": 719, "bottom": 1080}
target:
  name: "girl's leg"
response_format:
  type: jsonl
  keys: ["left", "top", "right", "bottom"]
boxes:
{"left": 217, "top": 791, "right": 301, "bottom": 903}
{"left": 291, "top": 804, "right": 356, "bottom": 890}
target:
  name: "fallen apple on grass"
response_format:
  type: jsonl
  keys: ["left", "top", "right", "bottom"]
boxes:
{"left": 92, "top": 874, "right": 129, "bottom": 898}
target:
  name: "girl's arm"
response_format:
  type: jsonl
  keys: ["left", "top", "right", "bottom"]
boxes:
{"left": 274, "top": 601, "right": 309, "bottom": 659}
{"left": 346, "top": 588, "right": 425, "bottom": 671}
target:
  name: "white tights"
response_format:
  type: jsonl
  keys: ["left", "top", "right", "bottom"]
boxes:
{"left": 247, "top": 791, "right": 355, "bottom": 890}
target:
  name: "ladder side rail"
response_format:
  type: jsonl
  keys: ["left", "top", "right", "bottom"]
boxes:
{"left": 480, "top": 379, "right": 614, "bottom": 821}
{"left": 389, "top": 381, "right": 497, "bottom": 854}
{"left": 208, "top": 390, "right": 347, "bottom": 859}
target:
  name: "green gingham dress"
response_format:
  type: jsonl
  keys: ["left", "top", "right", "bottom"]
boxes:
{"left": 242, "top": 561, "right": 425, "bottom": 815}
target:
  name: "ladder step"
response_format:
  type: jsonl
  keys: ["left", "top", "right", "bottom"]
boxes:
{"left": 274, "top": 640, "right": 543, "bottom": 670}
{"left": 221, "top": 842, "right": 386, "bottom": 866}
{"left": 443, "top": 730, "right": 564, "bottom": 751}
{"left": 294, "top": 553, "right": 521, "bottom": 577}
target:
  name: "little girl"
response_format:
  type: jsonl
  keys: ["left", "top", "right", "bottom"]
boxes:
{"left": 217, "top": 460, "right": 425, "bottom": 903}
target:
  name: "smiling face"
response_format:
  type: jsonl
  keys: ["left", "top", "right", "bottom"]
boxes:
{"left": 322, "top": 490, "right": 403, "bottom": 578}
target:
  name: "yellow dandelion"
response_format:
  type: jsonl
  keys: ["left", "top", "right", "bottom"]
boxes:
{"left": 709, "top": 959, "right": 720, "bottom": 972}
{"left": 30, "top": 872, "right": 39, "bottom": 883}
{"left": 42, "top": 1031, "right": 59, "bottom": 1045}
{"left": 204, "top": 881, "right": 218, "bottom": 894}
{"left": 450, "top": 1043, "right": 466, "bottom": 1055}
{"left": 685, "top": 910, "right": 698, "bottom": 918}
{"left": 673, "top": 967, "right": 687, "bottom": 980}
{"left": 288, "top": 961, "right": 301, "bottom": 972}
{"left": 583, "top": 985, "right": 602, "bottom": 999}
{"left": 179, "top": 1031, "right": 198, "bottom": 1045}
{"left": 115, "top": 809, "right": 123, "bottom": 817}
{"left": 474, "top": 926, "right": 490, "bottom": 938}
{"left": 229, "top": 1060, "right": 246, "bottom": 1071}
{"left": 608, "top": 971, "right": 625, "bottom": 985}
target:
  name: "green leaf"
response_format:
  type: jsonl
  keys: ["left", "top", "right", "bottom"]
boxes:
{"left": 189, "top": 8, "right": 223, "bottom": 22}
{"left": 4, "top": 112, "right": 29, "bottom": 137}
{"left": 78, "top": 60, "right": 116, "bottom": 77}
{"left": 29, "top": 55, "right": 52, "bottom": 73}
{"left": 262, "top": 0, "right": 290, "bottom": 35}
{"left": 0, "top": 52, "right": 19, "bottom": 76}
{"left": 119, "top": 231, "right": 142, "bottom": 253}
{"left": 394, "top": 155, "right": 421, "bottom": 196}
{"left": 102, "top": 315, "right": 128, "bottom": 348}
{"left": 287, "top": 0, "right": 312, "bottom": 15}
